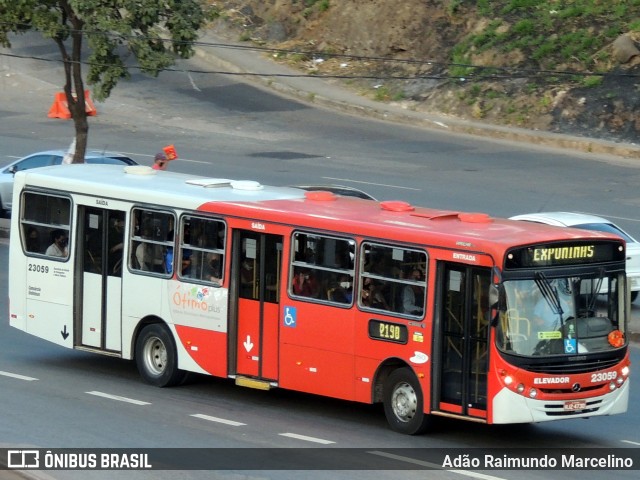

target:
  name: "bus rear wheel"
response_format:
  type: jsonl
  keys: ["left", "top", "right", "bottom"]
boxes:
{"left": 383, "top": 367, "right": 431, "bottom": 435}
{"left": 135, "top": 323, "right": 185, "bottom": 387}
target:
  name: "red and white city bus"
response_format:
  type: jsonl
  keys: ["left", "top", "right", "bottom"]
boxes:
{"left": 8, "top": 164, "right": 630, "bottom": 434}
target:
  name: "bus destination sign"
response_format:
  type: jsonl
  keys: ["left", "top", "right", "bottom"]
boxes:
{"left": 505, "top": 241, "right": 625, "bottom": 269}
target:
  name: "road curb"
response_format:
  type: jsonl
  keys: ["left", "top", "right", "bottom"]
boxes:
{"left": 192, "top": 32, "right": 640, "bottom": 161}
{"left": 255, "top": 78, "right": 640, "bottom": 161}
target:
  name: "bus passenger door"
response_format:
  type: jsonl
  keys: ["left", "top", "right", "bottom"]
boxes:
{"left": 232, "top": 230, "right": 282, "bottom": 381}
{"left": 435, "top": 264, "right": 491, "bottom": 419}
{"left": 78, "top": 207, "right": 126, "bottom": 352}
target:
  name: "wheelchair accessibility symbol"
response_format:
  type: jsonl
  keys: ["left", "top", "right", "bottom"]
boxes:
{"left": 564, "top": 338, "right": 577, "bottom": 354}
{"left": 283, "top": 306, "right": 297, "bottom": 328}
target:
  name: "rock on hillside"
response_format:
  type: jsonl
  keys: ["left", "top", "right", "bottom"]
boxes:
{"left": 210, "top": 1, "right": 640, "bottom": 145}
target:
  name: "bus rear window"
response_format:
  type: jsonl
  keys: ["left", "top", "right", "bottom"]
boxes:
{"left": 20, "top": 192, "right": 71, "bottom": 258}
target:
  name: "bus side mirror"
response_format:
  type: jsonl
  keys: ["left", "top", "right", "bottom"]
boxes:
{"left": 489, "top": 284, "right": 501, "bottom": 326}
{"left": 489, "top": 284, "right": 499, "bottom": 308}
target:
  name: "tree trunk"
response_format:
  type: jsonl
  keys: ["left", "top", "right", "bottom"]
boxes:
{"left": 72, "top": 105, "right": 89, "bottom": 163}
{"left": 58, "top": 2, "right": 88, "bottom": 163}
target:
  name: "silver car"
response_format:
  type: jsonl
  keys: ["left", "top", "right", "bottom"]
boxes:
{"left": 510, "top": 211, "right": 640, "bottom": 301}
{"left": 0, "top": 150, "right": 137, "bottom": 217}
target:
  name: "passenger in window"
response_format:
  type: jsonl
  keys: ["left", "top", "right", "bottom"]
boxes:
{"left": 181, "top": 250, "right": 193, "bottom": 276}
{"left": 216, "top": 228, "right": 226, "bottom": 249}
{"left": 108, "top": 217, "right": 125, "bottom": 274}
{"left": 403, "top": 268, "right": 424, "bottom": 315}
{"left": 292, "top": 268, "right": 319, "bottom": 297}
{"left": 370, "top": 252, "right": 401, "bottom": 278}
{"left": 240, "top": 258, "right": 256, "bottom": 296}
{"left": 45, "top": 229, "right": 68, "bottom": 257}
{"left": 303, "top": 247, "right": 316, "bottom": 264}
{"left": 136, "top": 225, "right": 154, "bottom": 271}
{"left": 332, "top": 275, "right": 353, "bottom": 303}
{"left": 362, "top": 278, "right": 390, "bottom": 310}
{"left": 26, "top": 227, "right": 40, "bottom": 253}
{"left": 207, "top": 252, "right": 223, "bottom": 283}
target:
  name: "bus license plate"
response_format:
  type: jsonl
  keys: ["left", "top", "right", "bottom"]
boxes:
{"left": 564, "top": 400, "right": 586, "bottom": 411}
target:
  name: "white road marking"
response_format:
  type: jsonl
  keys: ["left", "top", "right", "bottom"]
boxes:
{"left": 0, "top": 370, "right": 38, "bottom": 381}
{"left": 190, "top": 414, "right": 246, "bottom": 426}
{"left": 163, "top": 157, "right": 210, "bottom": 165}
{"left": 85, "top": 391, "right": 151, "bottom": 405}
{"left": 186, "top": 72, "right": 202, "bottom": 92}
{"left": 368, "top": 451, "right": 507, "bottom": 480}
{"left": 321, "top": 176, "right": 421, "bottom": 191}
{"left": 279, "top": 433, "right": 335, "bottom": 445}
{"left": 621, "top": 440, "right": 640, "bottom": 446}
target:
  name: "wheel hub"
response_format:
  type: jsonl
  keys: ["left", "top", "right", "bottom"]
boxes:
{"left": 392, "top": 382, "right": 418, "bottom": 422}
{"left": 144, "top": 336, "right": 167, "bottom": 375}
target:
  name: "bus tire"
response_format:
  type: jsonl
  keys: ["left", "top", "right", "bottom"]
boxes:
{"left": 135, "top": 323, "right": 185, "bottom": 387}
{"left": 383, "top": 367, "right": 430, "bottom": 435}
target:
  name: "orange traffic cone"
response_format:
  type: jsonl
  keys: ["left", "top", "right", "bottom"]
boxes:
{"left": 47, "top": 90, "right": 97, "bottom": 119}
{"left": 47, "top": 92, "right": 71, "bottom": 119}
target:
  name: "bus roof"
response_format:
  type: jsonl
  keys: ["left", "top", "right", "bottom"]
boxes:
{"left": 17, "top": 164, "right": 622, "bottom": 257}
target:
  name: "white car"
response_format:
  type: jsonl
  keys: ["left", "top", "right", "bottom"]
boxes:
{"left": 510, "top": 211, "right": 640, "bottom": 301}
{"left": 0, "top": 150, "right": 137, "bottom": 217}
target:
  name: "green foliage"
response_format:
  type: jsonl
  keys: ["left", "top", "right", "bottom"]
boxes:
{"left": 448, "top": 0, "right": 640, "bottom": 78}
{"left": 318, "top": 0, "right": 330, "bottom": 12}
{"left": 512, "top": 19, "right": 535, "bottom": 36}
{"left": 582, "top": 75, "right": 604, "bottom": 87}
{"left": 372, "top": 84, "right": 405, "bottom": 102}
{"left": 301, "top": 0, "right": 329, "bottom": 16}
{"left": 0, "top": 0, "right": 207, "bottom": 101}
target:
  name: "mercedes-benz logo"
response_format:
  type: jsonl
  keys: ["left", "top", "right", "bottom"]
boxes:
{"left": 572, "top": 383, "right": 581, "bottom": 392}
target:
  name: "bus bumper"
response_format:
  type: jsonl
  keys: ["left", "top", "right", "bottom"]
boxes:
{"left": 491, "top": 381, "right": 629, "bottom": 424}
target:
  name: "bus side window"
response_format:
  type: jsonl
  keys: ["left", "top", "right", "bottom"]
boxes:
{"left": 359, "top": 242, "right": 427, "bottom": 317}
{"left": 129, "top": 208, "right": 174, "bottom": 275}
{"left": 20, "top": 192, "right": 71, "bottom": 258}
{"left": 290, "top": 231, "right": 355, "bottom": 305}
{"left": 178, "top": 215, "right": 226, "bottom": 285}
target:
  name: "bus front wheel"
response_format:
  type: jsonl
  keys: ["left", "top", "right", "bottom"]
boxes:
{"left": 383, "top": 367, "right": 431, "bottom": 435}
{"left": 135, "top": 323, "right": 185, "bottom": 387}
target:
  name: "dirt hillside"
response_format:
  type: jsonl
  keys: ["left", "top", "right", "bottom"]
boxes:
{"left": 208, "top": 1, "right": 640, "bottom": 144}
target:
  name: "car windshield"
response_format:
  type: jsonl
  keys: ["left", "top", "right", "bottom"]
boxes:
{"left": 496, "top": 273, "right": 624, "bottom": 356}
{"left": 574, "top": 222, "right": 634, "bottom": 243}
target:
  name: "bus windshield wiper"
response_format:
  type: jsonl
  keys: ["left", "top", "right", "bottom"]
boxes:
{"left": 534, "top": 272, "right": 564, "bottom": 317}
{"left": 586, "top": 269, "right": 604, "bottom": 313}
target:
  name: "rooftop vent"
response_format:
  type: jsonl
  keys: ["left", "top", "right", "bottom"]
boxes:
{"left": 231, "top": 180, "right": 264, "bottom": 191}
{"left": 380, "top": 200, "right": 414, "bottom": 212}
{"left": 304, "top": 190, "right": 337, "bottom": 201}
{"left": 458, "top": 212, "right": 493, "bottom": 223}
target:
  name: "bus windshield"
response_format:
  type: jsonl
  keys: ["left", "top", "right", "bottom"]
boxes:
{"left": 497, "top": 273, "right": 624, "bottom": 356}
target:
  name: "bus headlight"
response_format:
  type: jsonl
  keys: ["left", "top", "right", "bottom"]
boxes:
{"left": 621, "top": 366, "right": 630, "bottom": 377}
{"left": 609, "top": 382, "right": 617, "bottom": 391}
{"left": 528, "top": 388, "right": 538, "bottom": 398}
{"left": 516, "top": 383, "right": 525, "bottom": 394}
{"left": 616, "top": 377, "right": 624, "bottom": 387}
